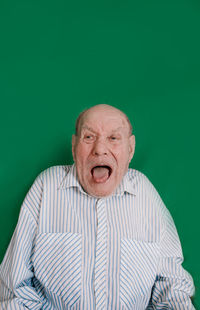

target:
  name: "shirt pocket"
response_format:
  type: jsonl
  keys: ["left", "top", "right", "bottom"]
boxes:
{"left": 120, "top": 238, "right": 158, "bottom": 309}
{"left": 32, "top": 232, "right": 81, "bottom": 308}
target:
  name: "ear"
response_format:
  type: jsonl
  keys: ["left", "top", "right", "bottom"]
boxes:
{"left": 72, "top": 134, "right": 77, "bottom": 161}
{"left": 128, "top": 135, "right": 135, "bottom": 163}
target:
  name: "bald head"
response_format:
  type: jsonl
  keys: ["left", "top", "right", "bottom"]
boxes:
{"left": 72, "top": 104, "right": 135, "bottom": 197}
{"left": 75, "top": 104, "right": 133, "bottom": 137}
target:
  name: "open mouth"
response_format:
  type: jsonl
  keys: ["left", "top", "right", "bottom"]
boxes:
{"left": 91, "top": 165, "right": 112, "bottom": 183}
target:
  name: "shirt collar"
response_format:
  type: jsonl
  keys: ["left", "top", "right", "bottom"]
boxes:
{"left": 59, "top": 164, "right": 136, "bottom": 196}
{"left": 58, "top": 164, "right": 82, "bottom": 190}
{"left": 113, "top": 170, "right": 136, "bottom": 196}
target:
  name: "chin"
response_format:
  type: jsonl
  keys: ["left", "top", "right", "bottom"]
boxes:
{"left": 86, "top": 184, "right": 115, "bottom": 198}
{"left": 89, "top": 191, "right": 112, "bottom": 198}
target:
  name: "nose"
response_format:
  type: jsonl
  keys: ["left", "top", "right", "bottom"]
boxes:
{"left": 92, "top": 138, "right": 108, "bottom": 156}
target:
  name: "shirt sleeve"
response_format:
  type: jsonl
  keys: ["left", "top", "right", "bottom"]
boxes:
{"left": 0, "top": 175, "right": 44, "bottom": 310}
{"left": 147, "top": 183, "right": 195, "bottom": 309}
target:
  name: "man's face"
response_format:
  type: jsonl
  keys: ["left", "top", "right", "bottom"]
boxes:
{"left": 72, "top": 106, "right": 135, "bottom": 197}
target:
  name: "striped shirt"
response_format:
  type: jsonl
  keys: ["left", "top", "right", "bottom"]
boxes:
{"left": 0, "top": 164, "right": 195, "bottom": 309}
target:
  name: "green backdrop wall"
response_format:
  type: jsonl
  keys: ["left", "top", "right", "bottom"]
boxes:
{"left": 0, "top": 0, "right": 200, "bottom": 307}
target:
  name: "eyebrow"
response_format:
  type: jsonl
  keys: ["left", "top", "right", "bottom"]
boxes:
{"left": 81, "top": 126, "right": 125, "bottom": 134}
{"left": 110, "top": 127, "right": 124, "bottom": 133}
{"left": 81, "top": 126, "right": 97, "bottom": 134}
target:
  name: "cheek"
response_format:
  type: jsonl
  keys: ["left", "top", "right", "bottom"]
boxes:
{"left": 75, "top": 144, "right": 91, "bottom": 163}
{"left": 112, "top": 145, "right": 130, "bottom": 163}
{"left": 111, "top": 144, "right": 124, "bottom": 157}
{"left": 118, "top": 156, "right": 131, "bottom": 174}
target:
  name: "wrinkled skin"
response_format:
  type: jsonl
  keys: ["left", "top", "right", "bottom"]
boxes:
{"left": 72, "top": 105, "right": 135, "bottom": 198}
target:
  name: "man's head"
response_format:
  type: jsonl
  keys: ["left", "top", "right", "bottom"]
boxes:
{"left": 72, "top": 104, "right": 135, "bottom": 197}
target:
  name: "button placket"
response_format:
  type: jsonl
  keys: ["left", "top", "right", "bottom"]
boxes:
{"left": 94, "top": 199, "right": 107, "bottom": 309}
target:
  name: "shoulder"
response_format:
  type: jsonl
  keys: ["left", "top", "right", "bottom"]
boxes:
{"left": 37, "top": 165, "right": 72, "bottom": 185}
{"left": 127, "top": 168, "right": 165, "bottom": 210}
{"left": 127, "top": 168, "right": 155, "bottom": 192}
{"left": 39, "top": 165, "right": 71, "bottom": 177}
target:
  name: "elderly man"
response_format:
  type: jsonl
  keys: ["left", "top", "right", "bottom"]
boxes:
{"left": 0, "top": 104, "right": 195, "bottom": 309}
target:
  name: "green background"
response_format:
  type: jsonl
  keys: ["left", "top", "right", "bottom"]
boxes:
{"left": 0, "top": 0, "right": 199, "bottom": 307}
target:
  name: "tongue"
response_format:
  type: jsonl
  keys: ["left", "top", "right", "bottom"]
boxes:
{"left": 92, "top": 167, "right": 109, "bottom": 183}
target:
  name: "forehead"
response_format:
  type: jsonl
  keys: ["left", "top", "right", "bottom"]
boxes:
{"left": 80, "top": 107, "right": 129, "bottom": 133}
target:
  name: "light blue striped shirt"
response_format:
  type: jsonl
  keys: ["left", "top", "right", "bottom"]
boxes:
{"left": 0, "top": 165, "right": 195, "bottom": 309}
